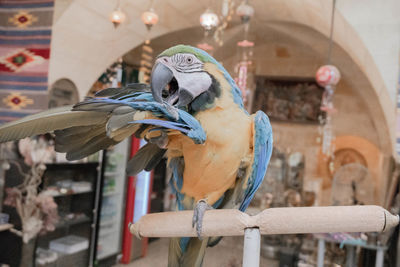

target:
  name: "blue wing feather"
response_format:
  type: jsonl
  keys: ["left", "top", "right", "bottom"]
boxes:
{"left": 130, "top": 119, "right": 191, "bottom": 133}
{"left": 79, "top": 91, "right": 206, "bottom": 144}
{"left": 239, "top": 111, "right": 273, "bottom": 211}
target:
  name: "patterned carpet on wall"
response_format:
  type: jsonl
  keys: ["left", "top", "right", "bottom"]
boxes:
{"left": 0, "top": 0, "right": 54, "bottom": 123}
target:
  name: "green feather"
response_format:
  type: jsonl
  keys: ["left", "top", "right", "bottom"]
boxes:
{"left": 158, "top": 45, "right": 212, "bottom": 63}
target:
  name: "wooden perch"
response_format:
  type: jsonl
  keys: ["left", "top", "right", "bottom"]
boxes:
{"left": 129, "top": 205, "right": 399, "bottom": 238}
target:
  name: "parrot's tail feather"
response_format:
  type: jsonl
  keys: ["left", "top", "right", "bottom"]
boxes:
{"left": 168, "top": 237, "right": 208, "bottom": 267}
{"left": 55, "top": 124, "right": 138, "bottom": 160}
{"left": 126, "top": 143, "right": 166, "bottom": 176}
{"left": 54, "top": 125, "right": 105, "bottom": 152}
{"left": 65, "top": 133, "right": 117, "bottom": 160}
{"left": 0, "top": 105, "right": 107, "bottom": 143}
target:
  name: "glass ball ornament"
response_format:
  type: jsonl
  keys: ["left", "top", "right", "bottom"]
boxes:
{"left": 109, "top": 8, "right": 126, "bottom": 28}
{"left": 315, "top": 65, "right": 341, "bottom": 87}
{"left": 141, "top": 8, "right": 159, "bottom": 30}
{"left": 236, "top": 1, "right": 254, "bottom": 23}
{"left": 200, "top": 8, "right": 219, "bottom": 30}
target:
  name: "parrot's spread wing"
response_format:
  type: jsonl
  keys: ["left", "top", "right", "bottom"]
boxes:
{"left": 239, "top": 111, "right": 273, "bottom": 211}
{"left": 0, "top": 105, "right": 106, "bottom": 143}
{"left": 0, "top": 83, "right": 206, "bottom": 161}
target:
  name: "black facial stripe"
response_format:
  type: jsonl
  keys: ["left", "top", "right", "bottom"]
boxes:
{"left": 175, "top": 62, "right": 202, "bottom": 68}
{"left": 188, "top": 74, "right": 221, "bottom": 113}
{"left": 174, "top": 68, "right": 204, "bottom": 74}
{"left": 175, "top": 65, "right": 203, "bottom": 73}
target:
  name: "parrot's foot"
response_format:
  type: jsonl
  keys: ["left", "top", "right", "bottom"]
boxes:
{"left": 192, "top": 199, "right": 212, "bottom": 240}
{"left": 147, "top": 130, "right": 168, "bottom": 148}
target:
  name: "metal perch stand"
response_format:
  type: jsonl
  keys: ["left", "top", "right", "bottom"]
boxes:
{"left": 129, "top": 205, "right": 399, "bottom": 267}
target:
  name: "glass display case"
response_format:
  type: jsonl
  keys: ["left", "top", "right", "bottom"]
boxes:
{"left": 96, "top": 139, "right": 129, "bottom": 263}
{"left": 36, "top": 162, "right": 100, "bottom": 267}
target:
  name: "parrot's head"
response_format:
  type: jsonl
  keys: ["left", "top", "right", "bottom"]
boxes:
{"left": 151, "top": 44, "right": 244, "bottom": 112}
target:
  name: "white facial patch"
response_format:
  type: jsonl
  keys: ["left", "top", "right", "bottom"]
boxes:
{"left": 174, "top": 71, "right": 212, "bottom": 98}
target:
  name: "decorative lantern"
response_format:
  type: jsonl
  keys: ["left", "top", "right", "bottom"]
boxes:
{"left": 196, "top": 43, "right": 214, "bottom": 52}
{"left": 109, "top": 8, "right": 126, "bottom": 28}
{"left": 200, "top": 8, "right": 219, "bottom": 31}
{"left": 316, "top": 65, "right": 341, "bottom": 87}
{"left": 236, "top": 1, "right": 254, "bottom": 23}
{"left": 141, "top": 8, "right": 159, "bottom": 30}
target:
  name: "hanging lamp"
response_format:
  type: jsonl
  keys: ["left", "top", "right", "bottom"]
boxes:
{"left": 109, "top": 0, "right": 126, "bottom": 28}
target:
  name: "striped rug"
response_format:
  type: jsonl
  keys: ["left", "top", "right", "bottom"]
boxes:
{"left": 0, "top": 0, "right": 54, "bottom": 123}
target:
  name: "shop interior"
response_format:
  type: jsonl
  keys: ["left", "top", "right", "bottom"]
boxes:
{"left": 0, "top": 0, "right": 399, "bottom": 266}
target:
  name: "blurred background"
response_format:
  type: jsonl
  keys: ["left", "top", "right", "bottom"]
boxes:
{"left": 0, "top": 0, "right": 399, "bottom": 266}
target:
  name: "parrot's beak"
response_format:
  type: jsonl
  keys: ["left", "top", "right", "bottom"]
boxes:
{"left": 151, "top": 61, "right": 195, "bottom": 108}
{"left": 151, "top": 62, "right": 179, "bottom": 105}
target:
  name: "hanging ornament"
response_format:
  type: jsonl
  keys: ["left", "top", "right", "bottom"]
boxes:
{"left": 141, "top": 8, "right": 159, "bottom": 31}
{"left": 213, "top": 0, "right": 235, "bottom": 46}
{"left": 139, "top": 3, "right": 157, "bottom": 83}
{"left": 109, "top": 8, "right": 126, "bottom": 28}
{"left": 138, "top": 43, "right": 153, "bottom": 83}
{"left": 236, "top": 0, "right": 255, "bottom": 23}
{"left": 316, "top": 65, "right": 341, "bottom": 87}
{"left": 316, "top": 65, "right": 341, "bottom": 113}
{"left": 233, "top": 0, "right": 255, "bottom": 111}
{"left": 200, "top": 8, "right": 219, "bottom": 31}
{"left": 317, "top": 0, "right": 339, "bottom": 158}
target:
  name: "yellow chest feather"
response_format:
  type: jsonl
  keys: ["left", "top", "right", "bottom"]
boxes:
{"left": 166, "top": 66, "right": 253, "bottom": 204}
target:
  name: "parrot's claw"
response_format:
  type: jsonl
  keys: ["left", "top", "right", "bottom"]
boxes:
{"left": 192, "top": 199, "right": 212, "bottom": 240}
{"left": 162, "top": 103, "right": 179, "bottom": 121}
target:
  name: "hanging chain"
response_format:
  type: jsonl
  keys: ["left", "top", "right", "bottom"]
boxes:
{"left": 327, "top": 0, "right": 337, "bottom": 64}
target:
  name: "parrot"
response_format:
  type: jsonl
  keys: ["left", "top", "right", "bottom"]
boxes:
{"left": 0, "top": 45, "right": 272, "bottom": 267}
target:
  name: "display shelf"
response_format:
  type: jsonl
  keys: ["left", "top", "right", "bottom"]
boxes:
{"left": 56, "top": 216, "right": 91, "bottom": 229}
{"left": 0, "top": 223, "right": 13, "bottom": 232}
{"left": 97, "top": 233, "right": 119, "bottom": 260}
{"left": 35, "top": 161, "right": 101, "bottom": 267}
{"left": 50, "top": 189, "right": 93, "bottom": 198}
{"left": 100, "top": 218, "right": 116, "bottom": 227}
{"left": 99, "top": 228, "right": 118, "bottom": 237}
{"left": 104, "top": 171, "right": 124, "bottom": 177}
{"left": 102, "top": 190, "right": 120, "bottom": 197}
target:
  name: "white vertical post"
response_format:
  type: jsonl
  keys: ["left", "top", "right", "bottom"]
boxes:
{"left": 345, "top": 245, "right": 355, "bottom": 267}
{"left": 317, "top": 239, "right": 325, "bottom": 267}
{"left": 243, "top": 227, "right": 260, "bottom": 267}
{"left": 375, "top": 248, "right": 384, "bottom": 267}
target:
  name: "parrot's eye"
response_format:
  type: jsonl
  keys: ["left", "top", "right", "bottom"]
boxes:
{"left": 186, "top": 56, "right": 193, "bottom": 64}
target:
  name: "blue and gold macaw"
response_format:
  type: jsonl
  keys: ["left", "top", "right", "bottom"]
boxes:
{"left": 0, "top": 45, "right": 272, "bottom": 267}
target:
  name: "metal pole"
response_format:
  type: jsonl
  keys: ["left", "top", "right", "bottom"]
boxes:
{"left": 345, "top": 245, "right": 355, "bottom": 267}
{"left": 243, "top": 227, "right": 260, "bottom": 267}
{"left": 317, "top": 239, "right": 325, "bottom": 267}
{"left": 375, "top": 247, "right": 384, "bottom": 267}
